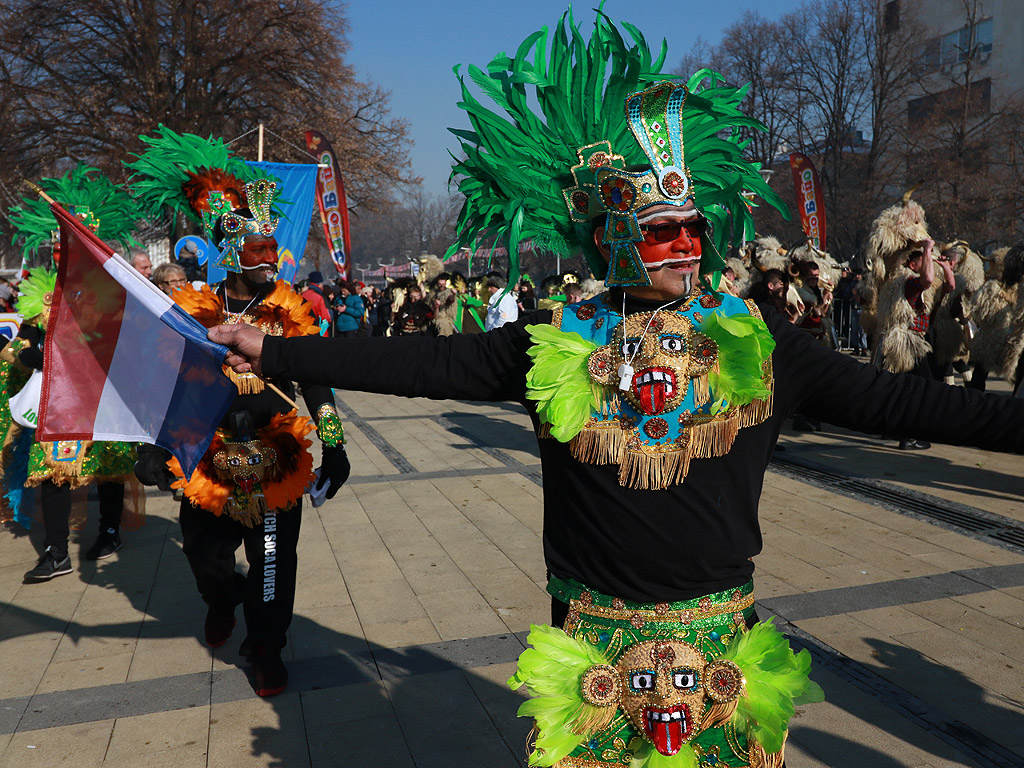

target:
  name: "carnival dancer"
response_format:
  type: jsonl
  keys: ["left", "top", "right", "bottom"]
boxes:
{"left": 127, "top": 128, "right": 351, "bottom": 696}
{"left": 210, "top": 11, "right": 1024, "bottom": 767}
{"left": 3, "top": 165, "right": 141, "bottom": 580}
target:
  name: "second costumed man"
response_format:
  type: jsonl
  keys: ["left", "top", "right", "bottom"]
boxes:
{"left": 129, "top": 129, "right": 351, "bottom": 696}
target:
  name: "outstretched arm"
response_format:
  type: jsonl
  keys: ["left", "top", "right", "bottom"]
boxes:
{"left": 210, "top": 310, "right": 550, "bottom": 404}
{"left": 765, "top": 307, "right": 1024, "bottom": 453}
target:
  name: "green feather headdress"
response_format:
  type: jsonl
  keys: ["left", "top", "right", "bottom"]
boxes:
{"left": 447, "top": 10, "right": 788, "bottom": 287}
{"left": 8, "top": 164, "right": 142, "bottom": 258}
{"left": 125, "top": 125, "right": 258, "bottom": 225}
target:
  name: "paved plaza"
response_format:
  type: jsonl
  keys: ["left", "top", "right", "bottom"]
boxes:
{"left": 0, "top": 384, "right": 1022, "bottom": 768}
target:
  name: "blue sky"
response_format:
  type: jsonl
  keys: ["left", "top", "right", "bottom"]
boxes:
{"left": 345, "top": 1, "right": 807, "bottom": 199}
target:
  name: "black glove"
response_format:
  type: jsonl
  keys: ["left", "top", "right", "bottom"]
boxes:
{"left": 134, "top": 443, "right": 175, "bottom": 492}
{"left": 16, "top": 325, "right": 43, "bottom": 370}
{"left": 316, "top": 444, "right": 350, "bottom": 500}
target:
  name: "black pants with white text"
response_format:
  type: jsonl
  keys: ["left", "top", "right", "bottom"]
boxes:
{"left": 179, "top": 500, "right": 301, "bottom": 649}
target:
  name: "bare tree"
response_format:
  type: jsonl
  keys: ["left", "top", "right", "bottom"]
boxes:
{"left": 0, "top": 0, "right": 414, "bottom": 244}
{"left": 902, "top": 0, "right": 1023, "bottom": 243}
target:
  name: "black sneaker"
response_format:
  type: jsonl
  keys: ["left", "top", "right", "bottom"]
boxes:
{"left": 85, "top": 529, "right": 123, "bottom": 560}
{"left": 205, "top": 604, "right": 237, "bottom": 648}
{"left": 24, "top": 548, "right": 73, "bottom": 582}
{"left": 251, "top": 646, "right": 288, "bottom": 697}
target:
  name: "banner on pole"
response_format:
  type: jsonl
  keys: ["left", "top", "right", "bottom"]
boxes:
{"left": 788, "top": 152, "right": 826, "bottom": 249}
{"left": 246, "top": 161, "right": 319, "bottom": 285}
{"left": 304, "top": 131, "right": 351, "bottom": 279}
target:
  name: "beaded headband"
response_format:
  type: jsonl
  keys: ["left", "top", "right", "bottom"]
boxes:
{"left": 563, "top": 82, "right": 694, "bottom": 287}
{"left": 212, "top": 179, "right": 279, "bottom": 272}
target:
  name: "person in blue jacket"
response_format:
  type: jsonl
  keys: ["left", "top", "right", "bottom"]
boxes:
{"left": 332, "top": 280, "right": 364, "bottom": 337}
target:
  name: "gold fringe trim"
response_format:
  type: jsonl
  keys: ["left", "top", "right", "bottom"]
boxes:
{"left": 226, "top": 368, "right": 265, "bottom": 394}
{"left": 692, "top": 374, "right": 711, "bottom": 407}
{"left": 223, "top": 495, "right": 268, "bottom": 528}
{"left": 569, "top": 423, "right": 625, "bottom": 466}
{"left": 616, "top": 446, "right": 692, "bottom": 490}
{"left": 689, "top": 416, "right": 740, "bottom": 459}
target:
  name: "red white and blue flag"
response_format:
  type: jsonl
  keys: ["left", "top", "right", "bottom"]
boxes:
{"left": 37, "top": 204, "right": 235, "bottom": 477}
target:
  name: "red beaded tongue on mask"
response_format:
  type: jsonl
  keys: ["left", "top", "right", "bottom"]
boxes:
{"left": 643, "top": 705, "right": 690, "bottom": 755}
{"left": 636, "top": 379, "right": 667, "bottom": 414}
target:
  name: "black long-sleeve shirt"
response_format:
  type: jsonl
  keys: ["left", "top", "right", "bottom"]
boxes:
{"left": 261, "top": 297, "right": 1024, "bottom": 603}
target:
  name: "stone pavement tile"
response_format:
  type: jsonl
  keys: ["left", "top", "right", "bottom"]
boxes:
{"left": 289, "top": 605, "right": 369, "bottom": 659}
{"left": 102, "top": 707, "right": 209, "bottom": 767}
{"left": 127, "top": 620, "right": 211, "bottom": 682}
{"left": 788, "top": 664, "right": 982, "bottom": 768}
{"left": 209, "top": 695, "right": 310, "bottom": 768}
{"left": 878, "top": 662, "right": 1023, "bottom": 756}
{"left": 51, "top": 631, "right": 136, "bottom": 664}
{"left": 912, "top": 551, "right": 990, "bottom": 572}
{"left": 418, "top": 588, "right": 510, "bottom": 641}
{"left": 891, "top": 625, "right": 1021, "bottom": 699}
{"left": 750, "top": 571, "right": 799, "bottom": 599}
{"left": 848, "top": 604, "right": 941, "bottom": 638}
{"left": 34, "top": 650, "right": 134, "bottom": 695}
{"left": 307, "top": 715, "right": 414, "bottom": 768}
{"left": 919, "top": 531, "right": 1024, "bottom": 567}
{"left": 362, "top": 617, "right": 441, "bottom": 649}
{"left": 795, "top": 612, "right": 899, "bottom": 665}
{"left": 435, "top": 536, "right": 516, "bottom": 575}
{"left": 751, "top": 549, "right": 835, "bottom": 591}
{"left": 0, "top": 719, "right": 114, "bottom": 768}
{"left": 398, "top": 555, "right": 475, "bottom": 597}
{"left": 467, "top": 566, "right": 549, "bottom": 633}
{"left": 464, "top": 661, "right": 533, "bottom": 760}
{"left": 385, "top": 669, "right": 521, "bottom": 768}
{"left": 823, "top": 561, "right": 902, "bottom": 586}
{"left": 301, "top": 681, "right": 393, "bottom": 728}
{"left": 0, "top": 633, "right": 59, "bottom": 697}
{"left": 348, "top": 577, "right": 427, "bottom": 625}
{"left": 913, "top": 594, "right": 1024, "bottom": 642}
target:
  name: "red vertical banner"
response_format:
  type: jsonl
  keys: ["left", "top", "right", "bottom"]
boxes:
{"left": 305, "top": 130, "right": 351, "bottom": 279}
{"left": 788, "top": 152, "right": 826, "bottom": 249}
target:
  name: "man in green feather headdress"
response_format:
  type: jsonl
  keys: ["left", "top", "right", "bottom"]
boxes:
{"left": 3, "top": 165, "right": 142, "bottom": 580}
{"left": 208, "top": 10, "right": 1024, "bottom": 767}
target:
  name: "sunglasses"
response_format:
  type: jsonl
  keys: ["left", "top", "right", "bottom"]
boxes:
{"left": 638, "top": 218, "right": 706, "bottom": 244}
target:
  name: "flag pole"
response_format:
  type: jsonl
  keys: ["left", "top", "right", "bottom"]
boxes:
{"left": 24, "top": 180, "right": 57, "bottom": 206}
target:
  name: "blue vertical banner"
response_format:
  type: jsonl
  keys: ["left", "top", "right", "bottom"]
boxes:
{"left": 246, "top": 161, "right": 319, "bottom": 285}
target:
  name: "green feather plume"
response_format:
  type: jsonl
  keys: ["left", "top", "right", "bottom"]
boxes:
{"left": 8, "top": 164, "right": 141, "bottom": 258}
{"left": 524, "top": 323, "right": 600, "bottom": 441}
{"left": 125, "top": 125, "right": 287, "bottom": 226}
{"left": 697, "top": 311, "right": 775, "bottom": 414}
{"left": 448, "top": 9, "right": 668, "bottom": 286}
{"left": 15, "top": 267, "right": 56, "bottom": 324}
{"left": 721, "top": 618, "right": 824, "bottom": 753}
{"left": 125, "top": 125, "right": 255, "bottom": 222}
{"left": 447, "top": 11, "right": 789, "bottom": 285}
{"left": 509, "top": 624, "right": 616, "bottom": 767}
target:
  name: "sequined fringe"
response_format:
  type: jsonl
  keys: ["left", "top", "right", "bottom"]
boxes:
{"left": 616, "top": 446, "right": 692, "bottom": 490}
{"left": 692, "top": 374, "right": 711, "bottom": 407}
{"left": 227, "top": 368, "right": 265, "bottom": 395}
{"left": 569, "top": 425, "right": 624, "bottom": 465}
{"left": 223, "top": 496, "right": 268, "bottom": 528}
